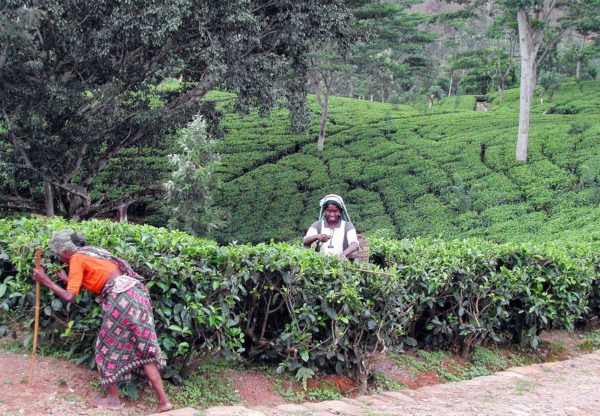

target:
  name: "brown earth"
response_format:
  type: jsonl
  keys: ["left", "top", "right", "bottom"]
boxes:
{"left": 0, "top": 329, "right": 594, "bottom": 415}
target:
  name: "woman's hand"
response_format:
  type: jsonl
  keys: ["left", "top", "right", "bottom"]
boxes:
{"left": 32, "top": 268, "right": 75, "bottom": 303}
{"left": 56, "top": 269, "right": 68, "bottom": 283}
{"left": 32, "top": 268, "right": 52, "bottom": 287}
{"left": 316, "top": 233, "right": 330, "bottom": 242}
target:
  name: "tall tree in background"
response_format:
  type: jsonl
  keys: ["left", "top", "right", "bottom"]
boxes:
{"left": 486, "top": 12, "right": 518, "bottom": 104}
{"left": 351, "top": 2, "right": 437, "bottom": 102}
{"left": 564, "top": 0, "right": 600, "bottom": 80}
{"left": 308, "top": 43, "right": 352, "bottom": 152}
{"left": 513, "top": 0, "right": 558, "bottom": 162}
{"left": 0, "top": 0, "right": 352, "bottom": 219}
{"left": 327, "top": 1, "right": 436, "bottom": 103}
{"left": 509, "top": 0, "right": 599, "bottom": 161}
{"left": 307, "top": 1, "right": 434, "bottom": 151}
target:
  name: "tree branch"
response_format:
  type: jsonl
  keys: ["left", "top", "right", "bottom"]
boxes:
{"left": 165, "top": 74, "right": 219, "bottom": 112}
{"left": 63, "top": 143, "right": 89, "bottom": 184}
{"left": 47, "top": 181, "right": 90, "bottom": 201}
{"left": 80, "top": 127, "right": 139, "bottom": 188}
{"left": 3, "top": 111, "right": 34, "bottom": 169}
{"left": 86, "top": 186, "right": 164, "bottom": 218}
{"left": 0, "top": 195, "right": 42, "bottom": 213}
{"left": 537, "top": 26, "right": 571, "bottom": 65}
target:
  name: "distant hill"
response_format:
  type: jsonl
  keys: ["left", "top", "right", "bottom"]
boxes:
{"left": 208, "top": 81, "right": 600, "bottom": 244}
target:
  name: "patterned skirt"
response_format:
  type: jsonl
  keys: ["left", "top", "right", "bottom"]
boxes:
{"left": 96, "top": 275, "right": 166, "bottom": 386}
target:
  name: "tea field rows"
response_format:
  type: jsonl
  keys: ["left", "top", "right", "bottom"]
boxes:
{"left": 208, "top": 81, "right": 600, "bottom": 244}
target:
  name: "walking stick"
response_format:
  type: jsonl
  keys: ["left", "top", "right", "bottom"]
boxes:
{"left": 28, "top": 247, "right": 42, "bottom": 387}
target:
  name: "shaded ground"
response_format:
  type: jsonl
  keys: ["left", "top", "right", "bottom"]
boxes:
{"left": 0, "top": 329, "right": 596, "bottom": 415}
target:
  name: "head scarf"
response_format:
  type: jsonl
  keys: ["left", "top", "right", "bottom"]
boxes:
{"left": 318, "top": 194, "right": 351, "bottom": 222}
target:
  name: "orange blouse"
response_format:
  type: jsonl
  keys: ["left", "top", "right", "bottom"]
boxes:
{"left": 66, "top": 253, "right": 119, "bottom": 295}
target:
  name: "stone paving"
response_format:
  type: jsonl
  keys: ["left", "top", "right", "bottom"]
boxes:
{"left": 151, "top": 350, "right": 600, "bottom": 416}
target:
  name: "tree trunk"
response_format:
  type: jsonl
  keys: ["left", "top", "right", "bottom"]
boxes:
{"left": 576, "top": 35, "right": 586, "bottom": 80}
{"left": 516, "top": 10, "right": 542, "bottom": 163}
{"left": 314, "top": 68, "right": 333, "bottom": 152}
{"left": 44, "top": 182, "right": 55, "bottom": 218}
{"left": 448, "top": 75, "right": 453, "bottom": 97}
{"left": 516, "top": 57, "right": 535, "bottom": 162}
{"left": 117, "top": 202, "right": 129, "bottom": 223}
{"left": 317, "top": 96, "right": 330, "bottom": 152}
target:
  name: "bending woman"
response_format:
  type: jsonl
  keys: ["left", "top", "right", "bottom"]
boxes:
{"left": 32, "top": 229, "right": 172, "bottom": 413}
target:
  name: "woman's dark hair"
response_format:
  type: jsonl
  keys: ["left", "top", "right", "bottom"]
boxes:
{"left": 324, "top": 201, "right": 342, "bottom": 211}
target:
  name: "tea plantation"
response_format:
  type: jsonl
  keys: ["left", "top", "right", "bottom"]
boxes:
{"left": 209, "top": 81, "right": 600, "bottom": 245}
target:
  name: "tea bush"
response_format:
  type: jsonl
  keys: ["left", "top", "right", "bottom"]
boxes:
{"left": 0, "top": 217, "right": 412, "bottom": 391}
{"left": 3, "top": 217, "right": 600, "bottom": 387}
{"left": 370, "top": 237, "right": 598, "bottom": 353}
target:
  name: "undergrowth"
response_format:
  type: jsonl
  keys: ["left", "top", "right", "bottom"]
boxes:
{"left": 165, "top": 363, "right": 241, "bottom": 408}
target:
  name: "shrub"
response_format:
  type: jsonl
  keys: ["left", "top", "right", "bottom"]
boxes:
{"left": 0, "top": 217, "right": 412, "bottom": 392}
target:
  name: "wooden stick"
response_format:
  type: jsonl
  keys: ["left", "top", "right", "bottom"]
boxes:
{"left": 28, "top": 248, "right": 42, "bottom": 387}
{"left": 352, "top": 267, "right": 396, "bottom": 277}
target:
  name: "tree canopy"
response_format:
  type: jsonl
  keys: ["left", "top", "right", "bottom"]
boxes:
{"left": 0, "top": 0, "right": 352, "bottom": 219}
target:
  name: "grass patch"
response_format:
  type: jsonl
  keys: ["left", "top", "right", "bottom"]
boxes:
{"left": 514, "top": 380, "right": 536, "bottom": 395}
{"left": 540, "top": 340, "right": 568, "bottom": 361}
{"left": 0, "top": 337, "right": 71, "bottom": 361}
{"left": 165, "top": 364, "right": 241, "bottom": 408}
{"left": 306, "top": 388, "right": 342, "bottom": 401}
{"left": 371, "top": 373, "right": 407, "bottom": 392}
{"left": 387, "top": 344, "right": 549, "bottom": 388}
{"left": 0, "top": 338, "right": 25, "bottom": 353}
{"left": 272, "top": 376, "right": 343, "bottom": 402}
{"left": 578, "top": 330, "right": 600, "bottom": 351}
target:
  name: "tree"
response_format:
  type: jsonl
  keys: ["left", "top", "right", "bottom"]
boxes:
{"left": 0, "top": 0, "right": 352, "bottom": 218}
{"left": 164, "top": 115, "right": 222, "bottom": 235}
{"left": 308, "top": 44, "right": 351, "bottom": 152}
{"left": 337, "top": 2, "right": 437, "bottom": 103}
{"left": 485, "top": 13, "right": 519, "bottom": 104}
{"left": 513, "top": 0, "right": 557, "bottom": 162}
{"left": 563, "top": 0, "right": 600, "bottom": 79}
{"left": 447, "top": 0, "right": 598, "bottom": 161}
{"left": 509, "top": 0, "right": 600, "bottom": 161}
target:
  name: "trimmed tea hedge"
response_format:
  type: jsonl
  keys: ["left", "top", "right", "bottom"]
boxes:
{"left": 1, "top": 218, "right": 598, "bottom": 386}
{"left": 0, "top": 217, "right": 411, "bottom": 390}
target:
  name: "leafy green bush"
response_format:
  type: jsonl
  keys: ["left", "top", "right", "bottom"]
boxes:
{"left": 370, "top": 237, "right": 596, "bottom": 353}
{"left": 2, "top": 217, "right": 598, "bottom": 386}
{"left": 0, "top": 217, "right": 412, "bottom": 391}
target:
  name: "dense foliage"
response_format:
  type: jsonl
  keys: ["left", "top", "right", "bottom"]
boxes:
{"left": 1, "top": 218, "right": 598, "bottom": 388}
{"left": 0, "top": 0, "right": 352, "bottom": 218}
{"left": 210, "top": 81, "right": 600, "bottom": 245}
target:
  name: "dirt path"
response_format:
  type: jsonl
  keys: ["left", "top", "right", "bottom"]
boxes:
{"left": 2, "top": 346, "right": 599, "bottom": 416}
{"left": 197, "top": 350, "right": 600, "bottom": 416}
{"left": 0, "top": 351, "right": 152, "bottom": 415}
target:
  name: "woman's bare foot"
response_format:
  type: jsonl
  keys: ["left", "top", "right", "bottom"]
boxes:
{"left": 90, "top": 396, "right": 122, "bottom": 410}
{"left": 156, "top": 400, "right": 173, "bottom": 413}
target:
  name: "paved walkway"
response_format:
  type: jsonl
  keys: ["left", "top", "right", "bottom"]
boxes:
{"left": 155, "top": 350, "right": 600, "bottom": 416}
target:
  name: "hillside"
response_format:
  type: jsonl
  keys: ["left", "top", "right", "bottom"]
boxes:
{"left": 208, "top": 81, "right": 600, "bottom": 244}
